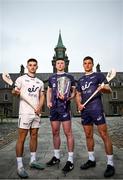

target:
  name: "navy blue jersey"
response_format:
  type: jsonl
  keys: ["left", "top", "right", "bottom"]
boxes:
{"left": 48, "top": 73, "right": 75, "bottom": 107}
{"left": 77, "top": 72, "right": 108, "bottom": 111}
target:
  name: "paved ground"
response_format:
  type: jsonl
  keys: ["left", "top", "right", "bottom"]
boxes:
{"left": 0, "top": 122, "right": 17, "bottom": 149}
{"left": 0, "top": 117, "right": 123, "bottom": 179}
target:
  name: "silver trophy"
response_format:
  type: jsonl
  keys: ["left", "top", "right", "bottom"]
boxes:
{"left": 57, "top": 76, "right": 71, "bottom": 100}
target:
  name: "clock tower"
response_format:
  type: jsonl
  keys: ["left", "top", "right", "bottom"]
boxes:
{"left": 52, "top": 31, "right": 69, "bottom": 73}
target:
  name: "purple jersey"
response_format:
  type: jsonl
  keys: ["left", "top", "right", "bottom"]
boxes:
{"left": 77, "top": 72, "right": 108, "bottom": 111}
{"left": 48, "top": 73, "right": 75, "bottom": 107}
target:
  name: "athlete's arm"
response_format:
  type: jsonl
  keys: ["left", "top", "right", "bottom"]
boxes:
{"left": 35, "top": 91, "right": 45, "bottom": 115}
{"left": 47, "top": 87, "right": 53, "bottom": 108}
{"left": 76, "top": 91, "right": 85, "bottom": 111}
{"left": 11, "top": 77, "right": 21, "bottom": 96}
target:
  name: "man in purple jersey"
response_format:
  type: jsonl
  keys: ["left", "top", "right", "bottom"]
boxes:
{"left": 76, "top": 56, "right": 115, "bottom": 178}
{"left": 46, "top": 58, "right": 76, "bottom": 173}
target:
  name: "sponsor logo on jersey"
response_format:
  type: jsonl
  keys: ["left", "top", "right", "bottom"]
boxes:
{"left": 28, "top": 85, "right": 39, "bottom": 92}
{"left": 25, "top": 79, "right": 30, "bottom": 82}
{"left": 81, "top": 81, "right": 93, "bottom": 90}
{"left": 90, "top": 75, "right": 96, "bottom": 79}
{"left": 36, "top": 81, "right": 40, "bottom": 84}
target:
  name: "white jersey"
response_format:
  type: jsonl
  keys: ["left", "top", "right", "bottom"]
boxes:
{"left": 15, "top": 74, "right": 44, "bottom": 115}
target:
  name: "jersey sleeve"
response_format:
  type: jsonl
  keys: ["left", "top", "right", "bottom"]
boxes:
{"left": 76, "top": 79, "right": 81, "bottom": 92}
{"left": 48, "top": 77, "right": 52, "bottom": 88}
{"left": 41, "top": 81, "right": 44, "bottom": 92}
{"left": 39, "top": 81, "right": 44, "bottom": 96}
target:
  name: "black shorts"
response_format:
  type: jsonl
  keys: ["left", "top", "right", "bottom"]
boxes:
{"left": 81, "top": 110, "right": 106, "bottom": 125}
{"left": 49, "top": 107, "right": 71, "bottom": 121}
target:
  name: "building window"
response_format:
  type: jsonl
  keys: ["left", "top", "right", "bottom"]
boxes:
{"left": 120, "top": 82, "right": 123, "bottom": 86}
{"left": 112, "top": 91, "right": 117, "bottom": 99}
{"left": 5, "top": 84, "right": 10, "bottom": 88}
{"left": 4, "top": 94, "right": 8, "bottom": 101}
{"left": 110, "top": 82, "right": 116, "bottom": 87}
{"left": 112, "top": 104, "right": 118, "bottom": 115}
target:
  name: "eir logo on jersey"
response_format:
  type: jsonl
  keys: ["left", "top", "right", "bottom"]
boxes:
{"left": 81, "top": 81, "right": 92, "bottom": 91}
{"left": 28, "top": 85, "right": 39, "bottom": 93}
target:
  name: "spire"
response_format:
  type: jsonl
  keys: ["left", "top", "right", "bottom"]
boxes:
{"left": 56, "top": 30, "right": 65, "bottom": 48}
{"left": 96, "top": 63, "right": 101, "bottom": 72}
{"left": 52, "top": 31, "right": 69, "bottom": 73}
{"left": 20, "top": 64, "right": 25, "bottom": 75}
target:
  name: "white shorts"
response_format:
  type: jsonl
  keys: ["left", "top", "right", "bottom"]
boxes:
{"left": 18, "top": 114, "right": 41, "bottom": 129}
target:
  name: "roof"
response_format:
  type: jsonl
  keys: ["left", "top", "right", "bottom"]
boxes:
{"left": 0, "top": 72, "right": 123, "bottom": 89}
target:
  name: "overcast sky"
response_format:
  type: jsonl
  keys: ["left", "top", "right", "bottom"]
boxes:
{"left": 0, "top": 0, "right": 123, "bottom": 74}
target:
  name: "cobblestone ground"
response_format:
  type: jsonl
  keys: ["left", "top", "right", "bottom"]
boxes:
{"left": 105, "top": 116, "right": 123, "bottom": 148}
{"left": 0, "top": 122, "right": 18, "bottom": 149}
{"left": 0, "top": 116, "right": 123, "bottom": 149}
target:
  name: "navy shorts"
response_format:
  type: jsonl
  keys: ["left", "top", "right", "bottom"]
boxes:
{"left": 49, "top": 107, "right": 71, "bottom": 121}
{"left": 81, "top": 109, "right": 106, "bottom": 125}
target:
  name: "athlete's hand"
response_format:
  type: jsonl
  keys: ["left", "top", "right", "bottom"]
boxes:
{"left": 97, "top": 83, "right": 104, "bottom": 91}
{"left": 58, "top": 94, "right": 65, "bottom": 100}
{"left": 12, "top": 87, "right": 20, "bottom": 96}
{"left": 35, "top": 104, "right": 42, "bottom": 115}
{"left": 67, "top": 96, "right": 71, "bottom": 101}
{"left": 97, "top": 83, "right": 110, "bottom": 93}
{"left": 47, "top": 102, "right": 52, "bottom": 109}
{"left": 78, "top": 103, "right": 85, "bottom": 112}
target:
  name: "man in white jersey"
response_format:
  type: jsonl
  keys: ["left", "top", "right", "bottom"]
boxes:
{"left": 12, "top": 58, "right": 45, "bottom": 178}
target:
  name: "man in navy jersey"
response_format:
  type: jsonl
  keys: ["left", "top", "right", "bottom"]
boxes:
{"left": 76, "top": 56, "right": 115, "bottom": 178}
{"left": 46, "top": 58, "right": 76, "bottom": 173}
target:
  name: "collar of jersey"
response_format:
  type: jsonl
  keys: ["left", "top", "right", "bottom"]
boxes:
{"left": 26, "top": 74, "right": 36, "bottom": 78}
{"left": 85, "top": 72, "right": 94, "bottom": 76}
{"left": 56, "top": 72, "right": 65, "bottom": 75}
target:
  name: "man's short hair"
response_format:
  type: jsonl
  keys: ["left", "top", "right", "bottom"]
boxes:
{"left": 83, "top": 56, "right": 94, "bottom": 64}
{"left": 27, "top": 58, "right": 38, "bottom": 64}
